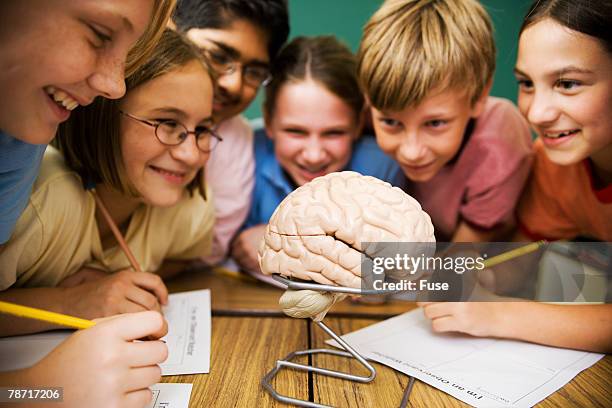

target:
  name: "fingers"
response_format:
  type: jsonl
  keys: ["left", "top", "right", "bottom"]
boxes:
{"left": 147, "top": 316, "right": 168, "bottom": 340}
{"left": 419, "top": 302, "right": 455, "bottom": 333}
{"left": 97, "top": 311, "right": 167, "bottom": 341}
{"left": 123, "top": 388, "right": 154, "bottom": 408}
{"left": 126, "top": 285, "right": 162, "bottom": 313}
{"left": 232, "top": 234, "right": 260, "bottom": 272}
{"left": 420, "top": 302, "right": 454, "bottom": 320}
{"left": 419, "top": 303, "right": 471, "bottom": 334}
{"left": 429, "top": 315, "right": 458, "bottom": 333}
{"left": 124, "top": 271, "right": 169, "bottom": 306}
{"left": 124, "top": 366, "right": 163, "bottom": 391}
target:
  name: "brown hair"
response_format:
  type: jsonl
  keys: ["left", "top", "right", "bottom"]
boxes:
{"left": 358, "top": 0, "right": 496, "bottom": 111}
{"left": 125, "top": 0, "right": 178, "bottom": 76}
{"left": 55, "top": 29, "right": 211, "bottom": 198}
{"left": 263, "top": 35, "right": 364, "bottom": 122}
{"left": 520, "top": 0, "right": 612, "bottom": 54}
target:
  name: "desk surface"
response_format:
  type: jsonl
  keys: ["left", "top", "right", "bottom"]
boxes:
{"left": 163, "top": 316, "right": 308, "bottom": 407}
{"left": 166, "top": 267, "right": 415, "bottom": 317}
{"left": 164, "top": 269, "right": 612, "bottom": 407}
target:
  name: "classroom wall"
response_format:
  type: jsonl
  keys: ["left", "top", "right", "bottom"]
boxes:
{"left": 243, "top": 0, "right": 534, "bottom": 120}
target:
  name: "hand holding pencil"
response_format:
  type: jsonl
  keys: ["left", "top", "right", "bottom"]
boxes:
{"left": 59, "top": 268, "right": 169, "bottom": 318}
{"left": 51, "top": 190, "right": 170, "bottom": 319}
{"left": 0, "top": 310, "right": 168, "bottom": 408}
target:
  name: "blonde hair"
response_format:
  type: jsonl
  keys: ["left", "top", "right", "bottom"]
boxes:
{"left": 125, "top": 0, "right": 177, "bottom": 76}
{"left": 358, "top": 0, "right": 495, "bottom": 111}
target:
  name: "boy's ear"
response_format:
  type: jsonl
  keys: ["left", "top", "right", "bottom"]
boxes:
{"left": 471, "top": 79, "right": 493, "bottom": 118}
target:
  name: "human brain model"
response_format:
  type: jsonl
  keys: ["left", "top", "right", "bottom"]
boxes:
{"left": 258, "top": 171, "right": 435, "bottom": 289}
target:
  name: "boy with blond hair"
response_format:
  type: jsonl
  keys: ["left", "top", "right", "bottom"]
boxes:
{"left": 358, "top": 0, "right": 532, "bottom": 242}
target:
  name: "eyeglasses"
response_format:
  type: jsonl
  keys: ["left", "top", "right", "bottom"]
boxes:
{"left": 202, "top": 46, "right": 272, "bottom": 88}
{"left": 120, "top": 111, "right": 223, "bottom": 153}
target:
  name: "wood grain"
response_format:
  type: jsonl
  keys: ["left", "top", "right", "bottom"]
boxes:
{"left": 164, "top": 273, "right": 611, "bottom": 407}
{"left": 162, "top": 316, "right": 309, "bottom": 407}
{"left": 538, "top": 355, "right": 611, "bottom": 408}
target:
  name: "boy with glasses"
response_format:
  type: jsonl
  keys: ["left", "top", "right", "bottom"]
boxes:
{"left": 173, "top": 0, "right": 289, "bottom": 265}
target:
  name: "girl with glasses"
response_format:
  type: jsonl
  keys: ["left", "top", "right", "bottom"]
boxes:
{"left": 0, "top": 30, "right": 216, "bottom": 338}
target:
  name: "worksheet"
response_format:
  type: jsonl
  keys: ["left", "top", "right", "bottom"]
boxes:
{"left": 160, "top": 289, "right": 211, "bottom": 375}
{"left": 327, "top": 310, "right": 604, "bottom": 408}
{"left": 147, "top": 383, "right": 193, "bottom": 408}
{"left": 0, "top": 289, "right": 211, "bottom": 376}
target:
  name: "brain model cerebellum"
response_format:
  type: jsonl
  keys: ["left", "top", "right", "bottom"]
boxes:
{"left": 258, "top": 171, "right": 436, "bottom": 289}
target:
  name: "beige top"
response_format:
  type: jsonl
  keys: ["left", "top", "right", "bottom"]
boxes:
{"left": 0, "top": 147, "right": 215, "bottom": 290}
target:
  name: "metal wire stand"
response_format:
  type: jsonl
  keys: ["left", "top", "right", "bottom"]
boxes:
{"left": 262, "top": 275, "right": 414, "bottom": 407}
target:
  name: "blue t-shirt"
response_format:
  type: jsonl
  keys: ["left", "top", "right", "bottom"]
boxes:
{"left": 244, "top": 129, "right": 403, "bottom": 228}
{"left": 0, "top": 131, "right": 46, "bottom": 243}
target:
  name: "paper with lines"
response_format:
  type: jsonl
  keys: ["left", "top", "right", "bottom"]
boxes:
{"left": 328, "top": 309, "right": 603, "bottom": 407}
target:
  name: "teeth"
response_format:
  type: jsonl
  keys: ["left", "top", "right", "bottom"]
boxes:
{"left": 44, "top": 86, "right": 79, "bottom": 111}
{"left": 545, "top": 129, "right": 579, "bottom": 138}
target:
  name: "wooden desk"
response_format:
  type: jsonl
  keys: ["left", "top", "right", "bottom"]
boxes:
{"left": 166, "top": 267, "right": 415, "bottom": 317}
{"left": 164, "top": 271, "right": 612, "bottom": 407}
{"left": 162, "top": 316, "right": 309, "bottom": 407}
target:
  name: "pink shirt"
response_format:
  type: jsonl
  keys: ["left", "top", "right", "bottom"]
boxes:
{"left": 404, "top": 97, "right": 533, "bottom": 241}
{"left": 201, "top": 115, "right": 254, "bottom": 264}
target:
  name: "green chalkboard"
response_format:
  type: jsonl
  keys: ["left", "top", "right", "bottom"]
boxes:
{"left": 244, "top": 0, "right": 534, "bottom": 119}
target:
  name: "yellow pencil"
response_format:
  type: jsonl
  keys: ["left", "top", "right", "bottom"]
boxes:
{"left": 483, "top": 240, "right": 547, "bottom": 268}
{"left": 0, "top": 300, "right": 94, "bottom": 330}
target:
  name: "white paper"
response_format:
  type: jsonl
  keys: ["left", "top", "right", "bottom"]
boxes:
{"left": 0, "top": 330, "right": 69, "bottom": 372}
{"left": 327, "top": 310, "right": 604, "bottom": 408}
{"left": 0, "top": 290, "right": 211, "bottom": 376}
{"left": 147, "top": 383, "right": 193, "bottom": 408}
{"left": 160, "top": 289, "right": 211, "bottom": 375}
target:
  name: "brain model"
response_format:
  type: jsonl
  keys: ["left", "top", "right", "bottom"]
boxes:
{"left": 258, "top": 171, "right": 435, "bottom": 289}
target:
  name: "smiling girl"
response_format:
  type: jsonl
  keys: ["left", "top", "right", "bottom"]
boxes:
{"left": 0, "top": 0, "right": 174, "bottom": 245}
{"left": 1, "top": 1, "right": 175, "bottom": 405}
{"left": 0, "top": 29, "right": 217, "bottom": 336}
{"left": 419, "top": 0, "right": 612, "bottom": 352}
{"left": 514, "top": 0, "right": 612, "bottom": 241}
{"left": 231, "top": 36, "right": 403, "bottom": 273}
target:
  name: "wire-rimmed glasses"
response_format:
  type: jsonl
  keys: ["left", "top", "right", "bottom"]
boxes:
{"left": 120, "top": 111, "right": 223, "bottom": 153}
{"left": 201, "top": 46, "right": 272, "bottom": 88}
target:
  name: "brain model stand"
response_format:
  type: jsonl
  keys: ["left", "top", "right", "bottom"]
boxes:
{"left": 258, "top": 171, "right": 435, "bottom": 407}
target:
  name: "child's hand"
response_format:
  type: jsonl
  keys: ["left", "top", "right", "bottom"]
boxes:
{"left": 62, "top": 270, "right": 169, "bottom": 319}
{"left": 24, "top": 311, "right": 168, "bottom": 408}
{"left": 417, "top": 301, "right": 506, "bottom": 338}
{"left": 231, "top": 224, "right": 266, "bottom": 273}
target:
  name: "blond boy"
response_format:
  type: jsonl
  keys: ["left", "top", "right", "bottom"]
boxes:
{"left": 358, "top": 0, "right": 532, "bottom": 242}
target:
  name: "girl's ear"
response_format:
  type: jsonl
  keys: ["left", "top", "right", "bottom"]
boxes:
{"left": 471, "top": 79, "right": 492, "bottom": 118}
